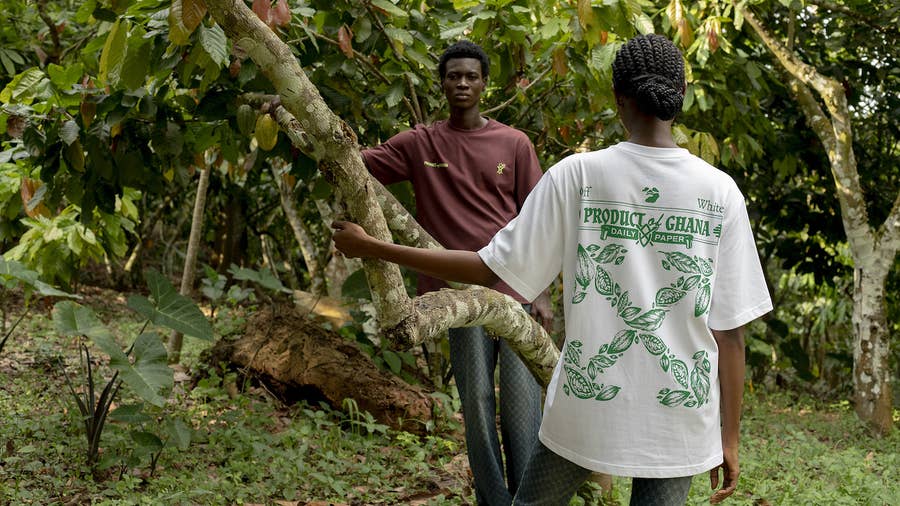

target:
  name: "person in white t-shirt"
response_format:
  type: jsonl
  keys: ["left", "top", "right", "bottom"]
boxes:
{"left": 332, "top": 34, "right": 772, "bottom": 506}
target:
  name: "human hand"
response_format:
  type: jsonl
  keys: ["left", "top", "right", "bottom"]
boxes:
{"left": 709, "top": 446, "right": 740, "bottom": 504}
{"left": 531, "top": 289, "right": 554, "bottom": 333}
{"left": 331, "top": 220, "right": 375, "bottom": 258}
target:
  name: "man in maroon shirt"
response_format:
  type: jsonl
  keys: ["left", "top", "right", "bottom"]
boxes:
{"left": 361, "top": 41, "right": 551, "bottom": 505}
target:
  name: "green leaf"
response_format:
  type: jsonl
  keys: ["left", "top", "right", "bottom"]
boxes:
{"left": 110, "top": 404, "right": 152, "bottom": 423}
{"left": 52, "top": 301, "right": 125, "bottom": 361}
{"left": 382, "top": 349, "right": 401, "bottom": 374}
{"left": 0, "top": 68, "right": 46, "bottom": 104}
{"left": 199, "top": 24, "right": 228, "bottom": 68}
{"left": 33, "top": 280, "right": 79, "bottom": 299}
{"left": 165, "top": 419, "right": 192, "bottom": 450}
{"left": 130, "top": 430, "right": 164, "bottom": 451}
{"left": 60, "top": 120, "right": 80, "bottom": 146}
{"left": 0, "top": 256, "right": 39, "bottom": 286}
{"left": 126, "top": 269, "right": 213, "bottom": 340}
{"left": 632, "top": 13, "right": 654, "bottom": 35}
{"left": 121, "top": 31, "right": 151, "bottom": 91}
{"left": 99, "top": 19, "right": 130, "bottom": 88}
{"left": 111, "top": 332, "right": 173, "bottom": 407}
{"left": 47, "top": 63, "right": 84, "bottom": 89}
{"left": 370, "top": 0, "right": 408, "bottom": 19}
{"left": 341, "top": 269, "right": 371, "bottom": 300}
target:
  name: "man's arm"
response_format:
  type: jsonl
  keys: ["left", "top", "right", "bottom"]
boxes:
{"left": 709, "top": 326, "right": 745, "bottom": 504}
{"left": 332, "top": 221, "right": 499, "bottom": 287}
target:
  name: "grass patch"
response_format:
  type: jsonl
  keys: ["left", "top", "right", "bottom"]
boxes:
{"left": 0, "top": 290, "right": 896, "bottom": 505}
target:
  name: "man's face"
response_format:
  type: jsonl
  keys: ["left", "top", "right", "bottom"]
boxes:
{"left": 442, "top": 57, "right": 486, "bottom": 110}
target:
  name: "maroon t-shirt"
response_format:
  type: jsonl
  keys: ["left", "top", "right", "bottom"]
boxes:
{"left": 362, "top": 119, "right": 542, "bottom": 302}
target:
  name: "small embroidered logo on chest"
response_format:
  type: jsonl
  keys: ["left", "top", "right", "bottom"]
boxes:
{"left": 424, "top": 161, "right": 448, "bottom": 168}
{"left": 496, "top": 162, "right": 507, "bottom": 175}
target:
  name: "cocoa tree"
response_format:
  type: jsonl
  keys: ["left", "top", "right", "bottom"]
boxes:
{"left": 202, "top": 0, "right": 562, "bottom": 384}
{"left": 734, "top": 1, "right": 897, "bottom": 434}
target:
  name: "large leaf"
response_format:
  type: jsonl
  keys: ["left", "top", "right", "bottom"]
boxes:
{"left": 165, "top": 419, "right": 192, "bottom": 450}
{"left": 199, "top": 23, "right": 228, "bottom": 67}
{"left": 52, "top": 301, "right": 126, "bottom": 361}
{"left": 99, "top": 19, "right": 130, "bottom": 88}
{"left": 127, "top": 270, "right": 212, "bottom": 340}
{"left": 111, "top": 332, "right": 172, "bottom": 407}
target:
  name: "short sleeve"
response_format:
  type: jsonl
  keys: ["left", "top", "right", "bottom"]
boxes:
{"left": 478, "top": 171, "right": 564, "bottom": 302}
{"left": 361, "top": 130, "right": 417, "bottom": 185}
{"left": 708, "top": 187, "right": 773, "bottom": 330}
{"left": 514, "top": 136, "right": 543, "bottom": 210}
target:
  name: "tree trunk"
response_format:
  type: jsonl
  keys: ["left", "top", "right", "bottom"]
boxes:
{"left": 204, "top": 305, "right": 434, "bottom": 433}
{"left": 739, "top": 5, "right": 896, "bottom": 433}
{"left": 852, "top": 263, "right": 894, "bottom": 434}
{"left": 169, "top": 165, "right": 212, "bottom": 363}
{"left": 205, "top": 0, "right": 560, "bottom": 385}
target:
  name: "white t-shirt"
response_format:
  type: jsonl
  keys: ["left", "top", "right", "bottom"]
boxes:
{"left": 478, "top": 141, "right": 773, "bottom": 477}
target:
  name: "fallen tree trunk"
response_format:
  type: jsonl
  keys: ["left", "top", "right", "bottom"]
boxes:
{"left": 204, "top": 305, "right": 434, "bottom": 433}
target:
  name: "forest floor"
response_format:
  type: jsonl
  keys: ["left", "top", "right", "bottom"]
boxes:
{"left": 0, "top": 286, "right": 897, "bottom": 505}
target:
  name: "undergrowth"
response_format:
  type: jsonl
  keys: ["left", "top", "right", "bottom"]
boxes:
{"left": 0, "top": 292, "right": 897, "bottom": 505}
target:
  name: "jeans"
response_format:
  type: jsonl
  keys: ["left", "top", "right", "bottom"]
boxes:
{"left": 449, "top": 312, "right": 542, "bottom": 506}
{"left": 513, "top": 441, "right": 694, "bottom": 506}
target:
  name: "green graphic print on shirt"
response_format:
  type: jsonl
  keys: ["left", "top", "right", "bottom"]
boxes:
{"left": 563, "top": 199, "right": 721, "bottom": 408}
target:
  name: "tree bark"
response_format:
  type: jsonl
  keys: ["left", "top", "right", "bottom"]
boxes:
{"left": 205, "top": 0, "right": 560, "bottom": 385}
{"left": 739, "top": 5, "right": 895, "bottom": 433}
{"left": 169, "top": 165, "right": 212, "bottom": 364}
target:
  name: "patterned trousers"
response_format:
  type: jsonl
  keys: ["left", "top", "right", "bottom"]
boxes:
{"left": 449, "top": 314, "right": 543, "bottom": 506}
{"left": 512, "top": 441, "right": 694, "bottom": 505}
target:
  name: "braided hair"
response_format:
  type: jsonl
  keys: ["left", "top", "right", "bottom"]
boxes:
{"left": 439, "top": 40, "right": 490, "bottom": 80}
{"left": 612, "top": 34, "right": 685, "bottom": 121}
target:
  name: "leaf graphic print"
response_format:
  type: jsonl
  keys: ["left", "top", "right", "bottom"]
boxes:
{"left": 658, "top": 389, "right": 691, "bottom": 407}
{"left": 619, "top": 307, "right": 641, "bottom": 319}
{"left": 575, "top": 244, "right": 592, "bottom": 289}
{"left": 695, "top": 256, "right": 714, "bottom": 276}
{"left": 694, "top": 284, "right": 711, "bottom": 317}
{"left": 671, "top": 359, "right": 689, "bottom": 389}
{"left": 572, "top": 291, "right": 587, "bottom": 304}
{"left": 660, "top": 354, "right": 670, "bottom": 372}
{"left": 662, "top": 252, "right": 700, "bottom": 273}
{"left": 683, "top": 275, "right": 702, "bottom": 290}
{"left": 589, "top": 243, "right": 623, "bottom": 264}
{"left": 655, "top": 287, "right": 686, "bottom": 307}
{"left": 564, "top": 365, "right": 595, "bottom": 399}
{"left": 594, "top": 265, "right": 614, "bottom": 296}
{"left": 608, "top": 330, "right": 636, "bottom": 354}
{"left": 639, "top": 333, "right": 667, "bottom": 355}
{"left": 691, "top": 363, "right": 711, "bottom": 406}
{"left": 595, "top": 384, "right": 621, "bottom": 401}
{"left": 625, "top": 309, "right": 667, "bottom": 331}
{"left": 564, "top": 340, "right": 582, "bottom": 366}
{"left": 589, "top": 354, "right": 616, "bottom": 370}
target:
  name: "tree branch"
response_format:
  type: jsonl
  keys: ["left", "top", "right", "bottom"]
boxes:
{"left": 738, "top": 3, "right": 873, "bottom": 259}
{"left": 207, "top": 0, "right": 413, "bottom": 332}
{"left": 364, "top": 2, "right": 425, "bottom": 124}
{"left": 482, "top": 67, "right": 553, "bottom": 116}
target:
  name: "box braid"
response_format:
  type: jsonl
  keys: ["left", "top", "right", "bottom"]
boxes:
{"left": 612, "top": 34, "right": 685, "bottom": 121}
